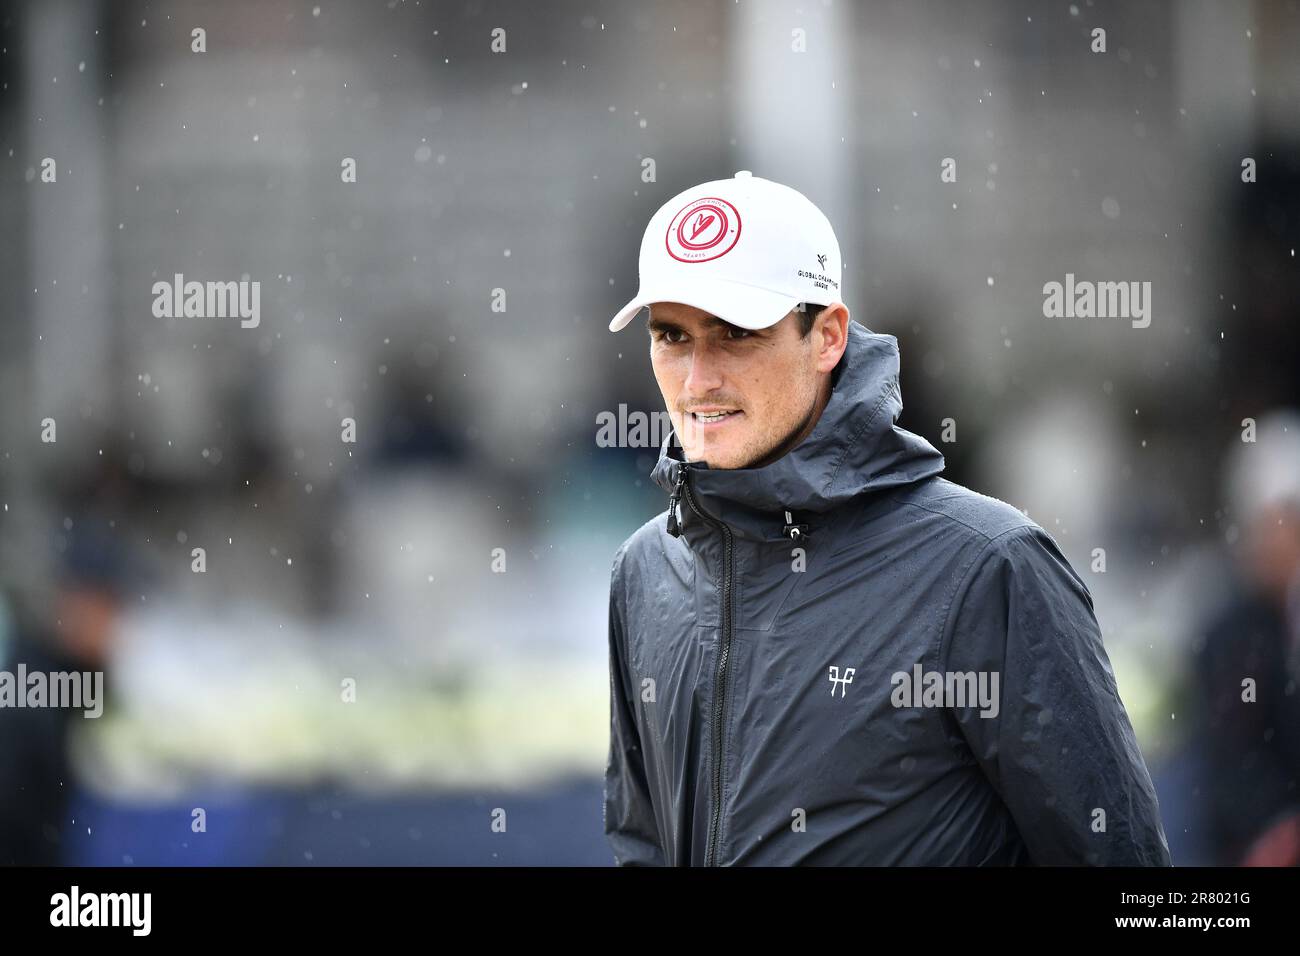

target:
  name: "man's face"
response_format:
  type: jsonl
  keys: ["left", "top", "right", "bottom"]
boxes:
{"left": 647, "top": 302, "right": 829, "bottom": 469}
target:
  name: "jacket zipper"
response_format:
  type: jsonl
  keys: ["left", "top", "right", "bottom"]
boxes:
{"left": 669, "top": 461, "right": 735, "bottom": 867}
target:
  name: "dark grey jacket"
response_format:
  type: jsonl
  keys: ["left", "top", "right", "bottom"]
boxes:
{"left": 604, "top": 321, "right": 1171, "bottom": 866}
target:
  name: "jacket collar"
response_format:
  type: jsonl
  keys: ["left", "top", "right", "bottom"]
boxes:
{"left": 650, "top": 322, "right": 945, "bottom": 544}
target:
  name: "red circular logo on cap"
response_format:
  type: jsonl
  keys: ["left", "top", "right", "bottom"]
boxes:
{"left": 665, "top": 197, "right": 741, "bottom": 263}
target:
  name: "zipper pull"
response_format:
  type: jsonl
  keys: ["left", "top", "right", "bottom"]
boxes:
{"left": 783, "top": 509, "right": 810, "bottom": 542}
{"left": 666, "top": 465, "right": 687, "bottom": 537}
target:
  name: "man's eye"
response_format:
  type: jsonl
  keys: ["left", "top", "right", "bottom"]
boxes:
{"left": 726, "top": 327, "right": 752, "bottom": 339}
{"left": 661, "top": 329, "right": 685, "bottom": 343}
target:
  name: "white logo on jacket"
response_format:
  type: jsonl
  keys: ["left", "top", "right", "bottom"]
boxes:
{"left": 828, "top": 665, "right": 856, "bottom": 697}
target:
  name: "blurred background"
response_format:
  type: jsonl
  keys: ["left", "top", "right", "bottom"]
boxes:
{"left": 0, "top": 0, "right": 1298, "bottom": 865}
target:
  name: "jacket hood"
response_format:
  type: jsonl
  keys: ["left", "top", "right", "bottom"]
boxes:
{"left": 650, "top": 321, "right": 945, "bottom": 542}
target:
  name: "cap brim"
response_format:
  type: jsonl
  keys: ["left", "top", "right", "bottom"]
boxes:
{"left": 608, "top": 278, "right": 804, "bottom": 332}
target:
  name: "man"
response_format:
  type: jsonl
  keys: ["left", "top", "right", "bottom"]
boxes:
{"left": 0, "top": 522, "right": 126, "bottom": 864}
{"left": 1192, "top": 409, "right": 1300, "bottom": 865}
{"left": 602, "top": 170, "right": 1171, "bottom": 865}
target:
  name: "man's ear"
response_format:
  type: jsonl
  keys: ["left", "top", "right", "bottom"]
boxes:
{"left": 815, "top": 303, "right": 850, "bottom": 375}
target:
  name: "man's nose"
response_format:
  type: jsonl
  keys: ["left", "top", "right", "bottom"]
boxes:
{"left": 682, "top": 342, "right": 725, "bottom": 397}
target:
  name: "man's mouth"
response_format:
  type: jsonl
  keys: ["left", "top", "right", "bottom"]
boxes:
{"left": 688, "top": 409, "right": 743, "bottom": 427}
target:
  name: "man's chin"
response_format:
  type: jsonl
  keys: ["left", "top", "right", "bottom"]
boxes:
{"left": 676, "top": 405, "right": 813, "bottom": 469}
{"left": 677, "top": 422, "right": 781, "bottom": 469}
{"left": 683, "top": 441, "right": 754, "bottom": 470}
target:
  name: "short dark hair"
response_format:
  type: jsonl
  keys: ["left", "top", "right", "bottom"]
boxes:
{"left": 795, "top": 302, "right": 827, "bottom": 338}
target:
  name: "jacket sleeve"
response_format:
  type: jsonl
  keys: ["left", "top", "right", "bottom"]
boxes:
{"left": 603, "top": 549, "right": 666, "bottom": 866}
{"left": 940, "top": 524, "right": 1172, "bottom": 865}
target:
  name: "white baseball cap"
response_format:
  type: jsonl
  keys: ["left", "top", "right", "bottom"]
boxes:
{"left": 608, "top": 170, "right": 843, "bottom": 332}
